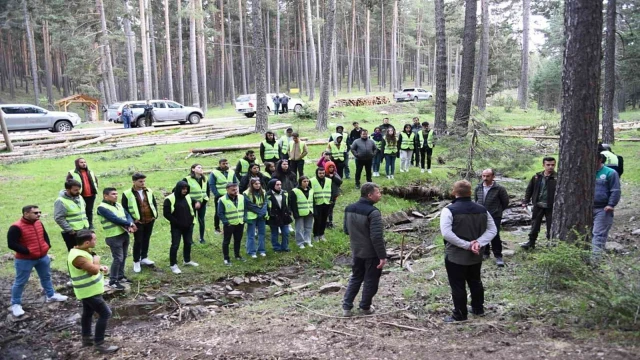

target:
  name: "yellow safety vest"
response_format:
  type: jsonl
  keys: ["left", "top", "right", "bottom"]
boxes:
{"left": 211, "top": 169, "right": 236, "bottom": 195}
{"left": 165, "top": 193, "right": 196, "bottom": 224}
{"left": 122, "top": 188, "right": 158, "bottom": 220}
{"left": 601, "top": 150, "right": 619, "bottom": 166}
{"left": 67, "top": 248, "right": 104, "bottom": 299}
{"left": 186, "top": 176, "right": 209, "bottom": 202}
{"left": 329, "top": 142, "right": 345, "bottom": 161}
{"left": 97, "top": 202, "right": 127, "bottom": 237}
{"left": 243, "top": 189, "right": 265, "bottom": 221}
{"left": 262, "top": 141, "right": 279, "bottom": 160}
{"left": 292, "top": 188, "right": 314, "bottom": 217}
{"left": 310, "top": 177, "right": 332, "bottom": 206}
{"left": 416, "top": 129, "right": 434, "bottom": 149}
{"left": 69, "top": 169, "right": 98, "bottom": 193}
{"left": 399, "top": 132, "right": 415, "bottom": 150}
{"left": 238, "top": 159, "right": 251, "bottom": 177}
{"left": 219, "top": 194, "right": 246, "bottom": 225}
{"left": 56, "top": 196, "right": 89, "bottom": 230}
{"left": 383, "top": 138, "right": 398, "bottom": 155}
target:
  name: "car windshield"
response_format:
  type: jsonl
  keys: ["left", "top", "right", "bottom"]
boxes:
{"left": 109, "top": 103, "right": 122, "bottom": 109}
{"left": 236, "top": 95, "right": 252, "bottom": 102}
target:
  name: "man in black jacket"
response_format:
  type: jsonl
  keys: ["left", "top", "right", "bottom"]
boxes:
{"left": 163, "top": 181, "right": 200, "bottom": 274}
{"left": 520, "top": 157, "right": 557, "bottom": 250}
{"left": 342, "top": 183, "right": 387, "bottom": 316}
{"left": 474, "top": 169, "right": 509, "bottom": 267}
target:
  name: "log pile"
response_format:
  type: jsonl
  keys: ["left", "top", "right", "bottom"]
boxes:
{"left": 330, "top": 96, "right": 390, "bottom": 108}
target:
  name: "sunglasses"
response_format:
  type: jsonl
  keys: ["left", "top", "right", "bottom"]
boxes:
{"left": 31, "top": 212, "right": 42, "bottom": 215}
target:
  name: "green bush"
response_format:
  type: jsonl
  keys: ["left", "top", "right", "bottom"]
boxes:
{"left": 417, "top": 103, "right": 433, "bottom": 115}
{"left": 294, "top": 105, "right": 318, "bottom": 120}
{"left": 503, "top": 96, "right": 515, "bottom": 113}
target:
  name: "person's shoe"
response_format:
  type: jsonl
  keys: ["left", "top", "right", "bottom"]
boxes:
{"left": 215, "top": 229, "right": 222, "bottom": 235}
{"left": 361, "top": 305, "right": 375, "bottom": 315}
{"left": 387, "top": 175, "right": 391, "bottom": 179}
{"left": 46, "top": 293, "right": 68, "bottom": 302}
{"left": 170, "top": 265, "right": 182, "bottom": 274}
{"left": 289, "top": 225, "right": 295, "bottom": 233}
{"left": 118, "top": 277, "right": 132, "bottom": 284}
{"left": 520, "top": 241, "right": 535, "bottom": 250}
{"left": 140, "top": 258, "right": 155, "bottom": 265}
{"left": 342, "top": 309, "right": 353, "bottom": 317}
{"left": 250, "top": 254, "right": 258, "bottom": 259}
{"left": 495, "top": 257, "right": 505, "bottom": 267}
{"left": 327, "top": 222, "right": 334, "bottom": 228}
{"left": 443, "top": 315, "right": 466, "bottom": 323}
{"left": 108, "top": 281, "right": 125, "bottom": 290}
{"left": 82, "top": 336, "right": 94, "bottom": 347}
{"left": 313, "top": 236, "right": 319, "bottom": 242}
{"left": 428, "top": 169, "right": 432, "bottom": 174}
{"left": 183, "top": 261, "right": 199, "bottom": 267}
{"left": 133, "top": 262, "right": 141, "bottom": 273}
{"left": 235, "top": 257, "right": 246, "bottom": 262}
{"left": 421, "top": 169, "right": 425, "bottom": 173}
{"left": 468, "top": 306, "right": 486, "bottom": 316}
{"left": 355, "top": 184, "right": 360, "bottom": 189}
{"left": 391, "top": 175, "right": 395, "bottom": 179}
{"left": 306, "top": 242, "right": 314, "bottom": 248}
{"left": 482, "top": 253, "right": 490, "bottom": 261}
{"left": 299, "top": 244, "right": 305, "bottom": 249}
{"left": 223, "top": 260, "right": 232, "bottom": 266}
{"left": 283, "top": 248, "right": 291, "bottom": 252}
{"left": 10, "top": 304, "right": 25, "bottom": 317}
{"left": 94, "top": 342, "right": 119, "bottom": 354}
{"left": 259, "top": 253, "right": 267, "bottom": 257}
{"left": 320, "top": 235, "right": 327, "bottom": 242}
{"left": 199, "top": 238, "right": 206, "bottom": 244}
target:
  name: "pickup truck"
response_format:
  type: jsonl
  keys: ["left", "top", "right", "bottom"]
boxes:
{"left": 393, "top": 88, "right": 433, "bottom": 102}
{"left": 107, "top": 100, "right": 203, "bottom": 127}
{"left": 235, "top": 93, "right": 304, "bottom": 118}
{"left": 0, "top": 104, "right": 82, "bottom": 132}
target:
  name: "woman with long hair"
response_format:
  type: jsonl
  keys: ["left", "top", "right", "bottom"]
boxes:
{"left": 380, "top": 126, "right": 399, "bottom": 179}
{"left": 398, "top": 124, "right": 415, "bottom": 173}
{"left": 244, "top": 178, "right": 267, "bottom": 258}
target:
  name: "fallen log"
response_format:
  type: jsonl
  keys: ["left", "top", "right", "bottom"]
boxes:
{"left": 191, "top": 139, "right": 327, "bottom": 154}
{"left": 382, "top": 185, "right": 449, "bottom": 201}
{"left": 69, "top": 135, "right": 113, "bottom": 149}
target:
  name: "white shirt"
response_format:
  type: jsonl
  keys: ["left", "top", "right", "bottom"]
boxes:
{"left": 439, "top": 207, "right": 497, "bottom": 249}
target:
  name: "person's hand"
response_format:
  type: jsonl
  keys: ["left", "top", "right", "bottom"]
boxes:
{"left": 376, "top": 258, "right": 388, "bottom": 269}
{"left": 469, "top": 240, "right": 480, "bottom": 255}
{"left": 194, "top": 202, "right": 201, "bottom": 210}
{"left": 92, "top": 254, "right": 100, "bottom": 264}
{"left": 604, "top": 206, "right": 615, "bottom": 212}
{"left": 100, "top": 265, "right": 109, "bottom": 274}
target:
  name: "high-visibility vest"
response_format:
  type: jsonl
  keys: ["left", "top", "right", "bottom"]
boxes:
{"left": 238, "top": 159, "right": 251, "bottom": 177}
{"left": 416, "top": 129, "right": 434, "bottom": 149}
{"left": 399, "top": 132, "right": 415, "bottom": 150}
{"left": 219, "top": 194, "right": 246, "bottom": 225}
{"left": 68, "top": 248, "right": 104, "bottom": 299}
{"left": 384, "top": 139, "right": 398, "bottom": 154}
{"left": 69, "top": 169, "right": 98, "bottom": 193}
{"left": 289, "top": 141, "right": 306, "bottom": 159}
{"left": 310, "top": 177, "right": 332, "bottom": 205}
{"left": 262, "top": 141, "right": 279, "bottom": 160}
{"left": 56, "top": 196, "right": 89, "bottom": 231}
{"left": 329, "top": 142, "right": 346, "bottom": 162}
{"left": 211, "top": 169, "right": 236, "bottom": 195}
{"left": 122, "top": 188, "right": 158, "bottom": 220}
{"left": 243, "top": 189, "right": 265, "bottom": 220}
{"left": 266, "top": 191, "right": 289, "bottom": 219}
{"left": 601, "top": 150, "right": 619, "bottom": 166}
{"left": 97, "top": 202, "right": 127, "bottom": 237}
{"left": 166, "top": 193, "right": 196, "bottom": 224}
{"left": 292, "top": 188, "right": 314, "bottom": 217}
{"left": 186, "top": 176, "right": 209, "bottom": 202}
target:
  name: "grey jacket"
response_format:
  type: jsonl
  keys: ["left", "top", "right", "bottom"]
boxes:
{"left": 350, "top": 138, "right": 377, "bottom": 161}
{"left": 53, "top": 190, "right": 84, "bottom": 233}
{"left": 343, "top": 198, "right": 387, "bottom": 259}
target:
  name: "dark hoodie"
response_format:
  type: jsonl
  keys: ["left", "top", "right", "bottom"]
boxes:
{"left": 163, "top": 180, "right": 196, "bottom": 229}
{"left": 266, "top": 178, "right": 293, "bottom": 227}
{"left": 239, "top": 165, "right": 270, "bottom": 193}
{"left": 273, "top": 160, "right": 298, "bottom": 192}
{"left": 289, "top": 184, "right": 313, "bottom": 219}
{"left": 260, "top": 133, "right": 281, "bottom": 162}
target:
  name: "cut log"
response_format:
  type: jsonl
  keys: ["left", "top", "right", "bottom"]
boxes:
{"left": 382, "top": 185, "right": 449, "bottom": 201}
{"left": 191, "top": 139, "right": 328, "bottom": 154}
{"left": 69, "top": 135, "right": 112, "bottom": 149}
{"left": 330, "top": 96, "right": 390, "bottom": 107}
{"left": 383, "top": 211, "right": 412, "bottom": 227}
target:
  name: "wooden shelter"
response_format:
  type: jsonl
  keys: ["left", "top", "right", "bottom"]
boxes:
{"left": 54, "top": 94, "right": 100, "bottom": 112}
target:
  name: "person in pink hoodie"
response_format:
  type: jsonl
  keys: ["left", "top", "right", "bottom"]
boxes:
{"left": 324, "top": 161, "right": 343, "bottom": 228}
{"left": 317, "top": 151, "right": 332, "bottom": 169}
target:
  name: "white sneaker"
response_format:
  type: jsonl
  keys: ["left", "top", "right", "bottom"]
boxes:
{"left": 299, "top": 244, "right": 306, "bottom": 249}
{"left": 421, "top": 169, "right": 425, "bottom": 173}
{"left": 289, "top": 225, "right": 295, "bottom": 233}
{"left": 140, "top": 258, "right": 155, "bottom": 265}
{"left": 386, "top": 175, "right": 391, "bottom": 179}
{"left": 307, "top": 242, "right": 314, "bottom": 248}
{"left": 428, "top": 169, "right": 432, "bottom": 174}
{"left": 47, "top": 293, "right": 68, "bottom": 302}
{"left": 11, "top": 304, "right": 25, "bottom": 317}
{"left": 183, "top": 261, "right": 199, "bottom": 267}
{"left": 170, "top": 265, "right": 182, "bottom": 274}
{"left": 391, "top": 175, "right": 395, "bottom": 179}
{"left": 320, "top": 235, "right": 327, "bottom": 241}
{"left": 250, "top": 254, "right": 258, "bottom": 259}
{"left": 133, "top": 262, "right": 141, "bottom": 273}
{"left": 259, "top": 253, "right": 266, "bottom": 257}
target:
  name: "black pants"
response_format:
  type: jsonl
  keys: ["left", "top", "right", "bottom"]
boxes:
{"left": 83, "top": 195, "right": 96, "bottom": 229}
{"left": 412, "top": 146, "right": 419, "bottom": 166}
{"left": 133, "top": 220, "right": 155, "bottom": 262}
{"left": 61, "top": 231, "right": 77, "bottom": 252}
{"left": 145, "top": 113, "right": 153, "bottom": 127}
{"left": 169, "top": 225, "right": 193, "bottom": 266}
{"left": 282, "top": 104, "right": 288, "bottom": 113}
{"left": 342, "top": 257, "right": 382, "bottom": 311}
{"left": 213, "top": 196, "right": 222, "bottom": 231}
{"left": 195, "top": 201, "right": 207, "bottom": 241}
{"left": 355, "top": 159, "right": 373, "bottom": 186}
{"left": 484, "top": 222, "right": 502, "bottom": 257}
{"left": 334, "top": 160, "right": 345, "bottom": 178}
{"left": 313, "top": 204, "right": 331, "bottom": 237}
{"left": 419, "top": 147, "right": 433, "bottom": 170}
{"left": 328, "top": 198, "right": 337, "bottom": 225}
{"left": 445, "top": 257, "right": 484, "bottom": 320}
{"left": 529, "top": 206, "right": 553, "bottom": 244}
{"left": 289, "top": 160, "right": 305, "bottom": 178}
{"left": 222, "top": 223, "right": 244, "bottom": 260}
{"left": 82, "top": 294, "right": 111, "bottom": 344}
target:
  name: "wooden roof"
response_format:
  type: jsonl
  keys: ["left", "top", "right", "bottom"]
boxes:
{"left": 54, "top": 94, "right": 99, "bottom": 105}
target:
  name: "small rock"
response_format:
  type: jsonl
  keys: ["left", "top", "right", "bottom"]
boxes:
{"left": 66, "top": 313, "right": 82, "bottom": 324}
{"left": 177, "top": 296, "right": 200, "bottom": 305}
{"left": 631, "top": 229, "right": 640, "bottom": 235}
{"left": 403, "top": 312, "right": 418, "bottom": 320}
{"left": 411, "top": 211, "right": 425, "bottom": 218}
{"left": 502, "top": 250, "right": 516, "bottom": 257}
{"left": 225, "top": 285, "right": 233, "bottom": 291}
{"left": 379, "top": 111, "right": 389, "bottom": 115}
{"left": 146, "top": 296, "right": 157, "bottom": 302}
{"left": 250, "top": 276, "right": 258, "bottom": 282}
{"left": 605, "top": 242, "right": 626, "bottom": 251}
{"left": 304, "top": 325, "right": 317, "bottom": 332}
{"left": 227, "top": 290, "right": 243, "bottom": 298}
{"left": 629, "top": 216, "right": 635, "bottom": 222}
{"left": 233, "top": 277, "right": 244, "bottom": 286}
{"left": 319, "top": 282, "right": 343, "bottom": 294}
{"left": 203, "top": 299, "right": 218, "bottom": 304}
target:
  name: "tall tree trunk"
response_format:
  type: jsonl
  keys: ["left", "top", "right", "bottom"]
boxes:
{"left": 196, "top": 0, "right": 207, "bottom": 112}
{"left": 275, "top": 1, "right": 281, "bottom": 93}
{"left": 365, "top": 7, "right": 371, "bottom": 94}
{"left": 379, "top": 0, "right": 385, "bottom": 91}
{"left": 42, "top": 21, "right": 54, "bottom": 108}
{"left": 434, "top": 0, "right": 447, "bottom": 134}
{"left": 189, "top": 0, "right": 200, "bottom": 106}
{"left": 124, "top": 0, "right": 137, "bottom": 100}
{"left": 139, "top": 0, "right": 152, "bottom": 100}
{"left": 602, "top": 0, "right": 616, "bottom": 144}
{"left": 316, "top": 0, "right": 336, "bottom": 131}
{"left": 518, "top": 0, "right": 530, "bottom": 109}
{"left": 316, "top": 0, "right": 322, "bottom": 89}
{"left": 332, "top": 21, "right": 338, "bottom": 97}
{"left": 177, "top": 0, "right": 184, "bottom": 103}
{"left": 97, "top": 0, "right": 117, "bottom": 102}
{"left": 219, "top": 0, "right": 226, "bottom": 106}
{"left": 473, "top": 0, "right": 489, "bottom": 110}
{"left": 22, "top": 0, "right": 39, "bottom": 106}
{"left": 0, "top": 108, "right": 14, "bottom": 152}
{"left": 305, "top": 0, "right": 316, "bottom": 100}
{"left": 7, "top": 33, "right": 16, "bottom": 99}
{"left": 252, "top": 0, "right": 268, "bottom": 132}
{"left": 347, "top": 0, "right": 356, "bottom": 92}
{"left": 148, "top": 2, "right": 159, "bottom": 98}
{"left": 238, "top": 0, "right": 248, "bottom": 94}
{"left": 300, "top": 6, "right": 309, "bottom": 97}
{"left": 391, "top": 0, "right": 398, "bottom": 91}
{"left": 266, "top": 10, "right": 271, "bottom": 92}
{"left": 551, "top": 0, "right": 603, "bottom": 242}
{"left": 452, "top": 0, "right": 477, "bottom": 135}
{"left": 163, "top": 0, "right": 174, "bottom": 100}
{"left": 227, "top": 9, "right": 236, "bottom": 103}
{"left": 415, "top": 8, "right": 422, "bottom": 88}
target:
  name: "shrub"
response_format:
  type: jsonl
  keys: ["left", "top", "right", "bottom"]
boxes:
{"left": 294, "top": 105, "right": 318, "bottom": 120}
{"left": 503, "top": 96, "right": 515, "bottom": 113}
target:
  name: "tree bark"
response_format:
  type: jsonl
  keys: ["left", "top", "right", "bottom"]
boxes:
{"left": 148, "top": 2, "right": 159, "bottom": 98}
{"left": 227, "top": 9, "right": 236, "bottom": 103}
{"left": 177, "top": 0, "right": 184, "bottom": 103}
{"left": 139, "top": 0, "right": 152, "bottom": 100}
{"left": 316, "top": 0, "right": 336, "bottom": 131}
{"left": 602, "top": 0, "right": 616, "bottom": 144}
{"left": 252, "top": 0, "right": 268, "bottom": 133}
{"left": 518, "top": 0, "right": 530, "bottom": 109}
{"left": 275, "top": 1, "right": 281, "bottom": 93}
{"left": 306, "top": 0, "right": 317, "bottom": 100}
{"left": 316, "top": 0, "right": 322, "bottom": 89}
{"left": 365, "top": 7, "right": 371, "bottom": 94}
{"left": 22, "top": 0, "right": 39, "bottom": 106}
{"left": 434, "top": 0, "right": 447, "bottom": 134}
{"left": 473, "top": 0, "right": 489, "bottom": 111}
{"left": 551, "top": 0, "right": 603, "bottom": 242}
{"left": 163, "top": 0, "right": 174, "bottom": 100}
{"left": 42, "top": 20, "right": 54, "bottom": 108}
{"left": 391, "top": 0, "right": 398, "bottom": 91}
{"left": 97, "top": 0, "right": 117, "bottom": 103}
{"left": 266, "top": 10, "right": 271, "bottom": 92}
{"left": 415, "top": 9, "right": 422, "bottom": 88}
{"left": 189, "top": 0, "right": 200, "bottom": 106}
{"left": 124, "top": 0, "right": 137, "bottom": 100}
{"left": 347, "top": 0, "right": 356, "bottom": 92}
{"left": 238, "top": 0, "right": 248, "bottom": 94}
{"left": 196, "top": 0, "right": 207, "bottom": 112}
{"left": 452, "top": 0, "right": 477, "bottom": 135}
{"left": 0, "top": 109, "right": 14, "bottom": 152}
{"left": 219, "top": 0, "right": 226, "bottom": 106}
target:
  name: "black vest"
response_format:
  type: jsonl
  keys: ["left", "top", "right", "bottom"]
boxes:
{"left": 445, "top": 197, "right": 488, "bottom": 265}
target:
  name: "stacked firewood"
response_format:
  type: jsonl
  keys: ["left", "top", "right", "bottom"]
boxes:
{"left": 331, "top": 96, "right": 390, "bottom": 108}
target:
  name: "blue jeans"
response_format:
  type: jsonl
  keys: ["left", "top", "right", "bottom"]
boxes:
{"left": 246, "top": 218, "right": 266, "bottom": 255}
{"left": 270, "top": 224, "right": 290, "bottom": 251}
{"left": 122, "top": 116, "right": 131, "bottom": 128}
{"left": 12, "top": 255, "right": 55, "bottom": 305}
{"left": 592, "top": 207, "right": 614, "bottom": 258}
{"left": 384, "top": 154, "right": 396, "bottom": 175}
{"left": 372, "top": 152, "right": 383, "bottom": 173}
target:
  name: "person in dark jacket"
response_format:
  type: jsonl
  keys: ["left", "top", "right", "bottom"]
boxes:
{"left": 441, "top": 180, "right": 497, "bottom": 322}
{"left": 266, "top": 179, "right": 293, "bottom": 252}
{"left": 342, "top": 182, "right": 387, "bottom": 317}
{"left": 378, "top": 117, "right": 394, "bottom": 137}
{"left": 9, "top": 205, "right": 68, "bottom": 317}
{"left": 143, "top": 100, "right": 154, "bottom": 127}
{"left": 217, "top": 183, "right": 250, "bottom": 266}
{"left": 280, "top": 95, "right": 289, "bottom": 113}
{"left": 163, "top": 181, "right": 200, "bottom": 274}
{"left": 350, "top": 129, "right": 378, "bottom": 189}
{"left": 410, "top": 117, "right": 422, "bottom": 167}
{"left": 520, "top": 157, "right": 557, "bottom": 250}
{"left": 273, "top": 159, "right": 298, "bottom": 192}
{"left": 260, "top": 131, "right": 281, "bottom": 164}
{"left": 324, "top": 161, "right": 342, "bottom": 228}
{"left": 235, "top": 150, "right": 257, "bottom": 178}
{"left": 239, "top": 164, "right": 269, "bottom": 193}
{"left": 122, "top": 173, "right": 158, "bottom": 273}
{"left": 474, "top": 169, "right": 509, "bottom": 267}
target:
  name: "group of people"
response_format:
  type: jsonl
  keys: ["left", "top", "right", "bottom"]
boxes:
{"left": 271, "top": 94, "right": 290, "bottom": 115}
{"left": 119, "top": 100, "right": 156, "bottom": 129}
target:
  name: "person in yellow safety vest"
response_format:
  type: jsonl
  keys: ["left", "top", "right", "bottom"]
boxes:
{"left": 96, "top": 188, "right": 136, "bottom": 291}
{"left": 260, "top": 131, "right": 281, "bottom": 164}
{"left": 288, "top": 133, "right": 308, "bottom": 178}
{"left": 66, "top": 158, "right": 98, "bottom": 230}
{"left": 289, "top": 176, "right": 314, "bottom": 249}
{"left": 328, "top": 125, "right": 351, "bottom": 179}
{"left": 398, "top": 124, "right": 416, "bottom": 173}
{"left": 182, "top": 164, "right": 209, "bottom": 244}
{"left": 121, "top": 173, "right": 158, "bottom": 273}
{"left": 163, "top": 180, "right": 200, "bottom": 274}
{"left": 371, "top": 127, "right": 385, "bottom": 177}
{"left": 217, "top": 183, "right": 250, "bottom": 266}
{"left": 67, "top": 230, "right": 119, "bottom": 354}
{"left": 311, "top": 168, "right": 332, "bottom": 242}
{"left": 244, "top": 178, "right": 268, "bottom": 258}
{"left": 239, "top": 163, "right": 270, "bottom": 193}
{"left": 380, "top": 126, "right": 398, "bottom": 179}
{"left": 279, "top": 128, "right": 294, "bottom": 160}
{"left": 235, "top": 150, "right": 257, "bottom": 178}
{"left": 599, "top": 143, "right": 623, "bottom": 177}
{"left": 54, "top": 180, "right": 90, "bottom": 251}
{"left": 208, "top": 158, "right": 239, "bottom": 234}
{"left": 326, "top": 133, "right": 346, "bottom": 178}
{"left": 266, "top": 179, "right": 293, "bottom": 252}
{"left": 263, "top": 161, "right": 276, "bottom": 179}
{"left": 416, "top": 121, "right": 435, "bottom": 174}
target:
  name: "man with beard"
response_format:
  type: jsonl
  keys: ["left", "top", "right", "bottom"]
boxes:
{"left": 209, "top": 159, "right": 239, "bottom": 234}
{"left": 67, "top": 158, "right": 98, "bottom": 230}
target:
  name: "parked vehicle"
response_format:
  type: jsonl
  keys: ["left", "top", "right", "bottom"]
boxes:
{"left": 235, "top": 93, "right": 305, "bottom": 118}
{"left": 0, "top": 104, "right": 82, "bottom": 132}
{"left": 393, "top": 88, "right": 433, "bottom": 102}
{"left": 107, "top": 100, "right": 203, "bottom": 127}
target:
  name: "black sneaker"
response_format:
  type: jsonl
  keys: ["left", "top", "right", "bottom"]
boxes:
{"left": 118, "top": 277, "right": 132, "bottom": 284}
{"left": 94, "top": 342, "right": 119, "bottom": 354}
{"left": 520, "top": 241, "right": 535, "bottom": 250}
{"left": 223, "top": 259, "right": 232, "bottom": 266}
{"left": 108, "top": 281, "right": 125, "bottom": 291}
{"left": 199, "top": 238, "right": 206, "bottom": 244}
{"left": 468, "top": 306, "right": 486, "bottom": 316}
{"left": 443, "top": 315, "right": 467, "bottom": 323}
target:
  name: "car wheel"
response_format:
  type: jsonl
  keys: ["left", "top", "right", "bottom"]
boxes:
{"left": 413, "top": 96, "right": 419, "bottom": 102}
{"left": 294, "top": 104, "right": 303, "bottom": 113}
{"left": 188, "top": 113, "right": 201, "bottom": 124}
{"left": 54, "top": 120, "right": 73, "bottom": 132}
{"left": 136, "top": 118, "right": 146, "bottom": 128}
{"left": 244, "top": 113, "right": 255, "bottom": 118}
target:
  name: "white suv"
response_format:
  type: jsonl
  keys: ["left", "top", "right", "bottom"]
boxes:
{"left": 235, "top": 93, "right": 304, "bottom": 118}
{"left": 107, "top": 100, "right": 204, "bottom": 127}
{"left": 0, "top": 104, "right": 82, "bottom": 132}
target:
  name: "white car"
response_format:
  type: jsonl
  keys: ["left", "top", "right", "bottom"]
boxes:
{"left": 393, "top": 88, "right": 433, "bottom": 102}
{"left": 107, "top": 100, "right": 203, "bottom": 127}
{"left": 235, "top": 93, "right": 304, "bottom": 118}
{"left": 0, "top": 104, "right": 82, "bottom": 132}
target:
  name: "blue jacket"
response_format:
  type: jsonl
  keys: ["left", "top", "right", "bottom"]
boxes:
{"left": 594, "top": 165, "right": 621, "bottom": 208}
